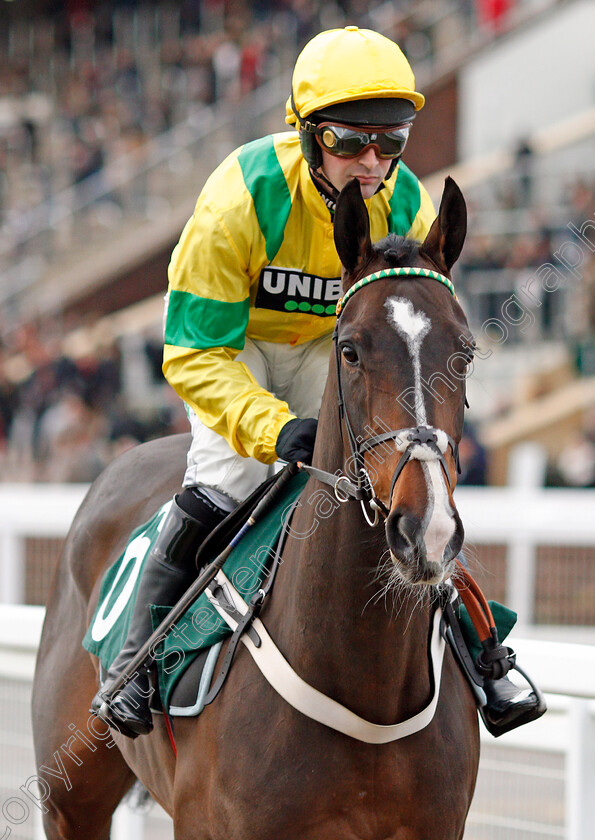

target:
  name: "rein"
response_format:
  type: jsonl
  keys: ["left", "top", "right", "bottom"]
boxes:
{"left": 301, "top": 266, "right": 460, "bottom": 524}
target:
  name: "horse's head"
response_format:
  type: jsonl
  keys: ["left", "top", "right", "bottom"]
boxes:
{"left": 332, "top": 177, "right": 473, "bottom": 587}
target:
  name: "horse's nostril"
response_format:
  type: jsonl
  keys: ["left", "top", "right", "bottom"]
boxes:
{"left": 386, "top": 509, "right": 421, "bottom": 557}
{"left": 397, "top": 513, "right": 419, "bottom": 546}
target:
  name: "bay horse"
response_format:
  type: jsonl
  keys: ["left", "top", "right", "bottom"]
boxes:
{"left": 32, "top": 176, "right": 479, "bottom": 839}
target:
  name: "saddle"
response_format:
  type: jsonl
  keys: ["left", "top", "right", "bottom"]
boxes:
{"left": 84, "top": 470, "right": 309, "bottom": 718}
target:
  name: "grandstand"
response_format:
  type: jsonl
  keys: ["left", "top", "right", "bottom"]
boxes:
{"left": 1, "top": 0, "right": 593, "bottom": 486}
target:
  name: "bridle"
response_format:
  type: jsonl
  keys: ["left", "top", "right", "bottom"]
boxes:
{"left": 301, "top": 266, "right": 461, "bottom": 526}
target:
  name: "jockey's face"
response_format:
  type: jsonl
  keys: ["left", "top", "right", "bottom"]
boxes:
{"left": 319, "top": 145, "right": 392, "bottom": 199}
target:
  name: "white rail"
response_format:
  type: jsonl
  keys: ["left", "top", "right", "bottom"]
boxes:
{"left": 0, "top": 608, "right": 169, "bottom": 840}
{"left": 456, "top": 484, "right": 595, "bottom": 631}
{"left": 2, "top": 447, "right": 595, "bottom": 632}
{"left": 0, "top": 483, "right": 87, "bottom": 604}
{"left": 0, "top": 443, "right": 594, "bottom": 839}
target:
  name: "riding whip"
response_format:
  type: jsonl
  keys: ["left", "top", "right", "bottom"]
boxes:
{"left": 96, "top": 461, "right": 301, "bottom": 705}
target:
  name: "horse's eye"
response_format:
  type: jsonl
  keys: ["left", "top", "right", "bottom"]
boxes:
{"left": 464, "top": 339, "right": 477, "bottom": 364}
{"left": 340, "top": 344, "right": 359, "bottom": 366}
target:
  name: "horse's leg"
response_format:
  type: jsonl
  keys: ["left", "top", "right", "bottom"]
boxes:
{"left": 166, "top": 719, "right": 210, "bottom": 840}
{"left": 32, "top": 575, "right": 136, "bottom": 839}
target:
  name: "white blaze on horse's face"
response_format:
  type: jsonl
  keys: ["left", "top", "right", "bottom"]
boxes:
{"left": 385, "top": 296, "right": 456, "bottom": 578}
{"left": 385, "top": 298, "right": 430, "bottom": 425}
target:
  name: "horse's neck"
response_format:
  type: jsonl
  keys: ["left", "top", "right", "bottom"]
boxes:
{"left": 270, "top": 385, "right": 434, "bottom": 723}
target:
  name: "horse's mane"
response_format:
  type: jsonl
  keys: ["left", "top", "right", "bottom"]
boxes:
{"left": 372, "top": 233, "right": 420, "bottom": 267}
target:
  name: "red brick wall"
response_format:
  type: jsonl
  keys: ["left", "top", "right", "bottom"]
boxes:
{"left": 403, "top": 72, "right": 459, "bottom": 179}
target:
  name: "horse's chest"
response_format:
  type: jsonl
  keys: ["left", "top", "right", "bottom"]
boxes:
{"left": 199, "top": 716, "right": 472, "bottom": 840}
{"left": 184, "top": 612, "right": 477, "bottom": 839}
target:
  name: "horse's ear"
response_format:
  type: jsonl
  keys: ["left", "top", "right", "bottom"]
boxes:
{"left": 334, "top": 179, "right": 374, "bottom": 280}
{"left": 420, "top": 176, "right": 467, "bottom": 273}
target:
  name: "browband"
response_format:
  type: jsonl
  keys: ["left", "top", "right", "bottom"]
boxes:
{"left": 336, "top": 266, "right": 456, "bottom": 316}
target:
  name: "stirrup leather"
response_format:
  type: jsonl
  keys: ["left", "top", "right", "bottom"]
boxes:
{"left": 455, "top": 561, "right": 514, "bottom": 679}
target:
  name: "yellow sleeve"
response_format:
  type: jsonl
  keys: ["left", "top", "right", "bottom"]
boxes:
{"left": 163, "top": 174, "right": 295, "bottom": 464}
{"left": 163, "top": 345, "right": 295, "bottom": 463}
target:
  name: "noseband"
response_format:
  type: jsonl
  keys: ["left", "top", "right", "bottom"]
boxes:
{"left": 302, "top": 266, "right": 461, "bottom": 525}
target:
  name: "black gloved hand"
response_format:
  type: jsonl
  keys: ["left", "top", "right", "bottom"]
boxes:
{"left": 275, "top": 418, "right": 318, "bottom": 464}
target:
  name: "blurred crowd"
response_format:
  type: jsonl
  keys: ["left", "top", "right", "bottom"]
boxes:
{"left": 0, "top": 0, "right": 507, "bottom": 236}
{"left": 1, "top": 0, "right": 593, "bottom": 487}
{"left": 456, "top": 162, "right": 595, "bottom": 488}
{"left": 0, "top": 318, "right": 189, "bottom": 483}
{"left": 458, "top": 164, "right": 595, "bottom": 344}
{"left": 547, "top": 424, "right": 595, "bottom": 489}
{"left": 0, "top": 0, "right": 346, "bottom": 232}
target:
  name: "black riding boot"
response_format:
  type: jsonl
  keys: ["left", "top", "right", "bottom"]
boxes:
{"left": 477, "top": 637, "right": 546, "bottom": 736}
{"left": 481, "top": 675, "right": 544, "bottom": 735}
{"left": 91, "top": 490, "right": 227, "bottom": 738}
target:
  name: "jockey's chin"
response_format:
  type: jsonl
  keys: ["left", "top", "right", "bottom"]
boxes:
{"left": 353, "top": 174, "right": 385, "bottom": 199}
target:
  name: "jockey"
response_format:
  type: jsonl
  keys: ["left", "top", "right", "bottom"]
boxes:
{"left": 92, "top": 26, "right": 543, "bottom": 738}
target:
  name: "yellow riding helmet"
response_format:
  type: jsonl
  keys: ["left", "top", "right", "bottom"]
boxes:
{"left": 286, "top": 26, "right": 425, "bottom": 127}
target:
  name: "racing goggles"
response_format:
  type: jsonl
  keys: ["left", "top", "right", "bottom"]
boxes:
{"left": 308, "top": 121, "right": 412, "bottom": 160}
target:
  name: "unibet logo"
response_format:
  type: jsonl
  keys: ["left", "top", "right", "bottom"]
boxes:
{"left": 255, "top": 267, "right": 341, "bottom": 316}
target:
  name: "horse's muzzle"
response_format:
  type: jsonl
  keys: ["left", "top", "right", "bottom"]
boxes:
{"left": 385, "top": 506, "right": 464, "bottom": 586}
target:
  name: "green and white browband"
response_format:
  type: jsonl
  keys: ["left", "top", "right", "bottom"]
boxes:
{"left": 336, "top": 267, "right": 456, "bottom": 316}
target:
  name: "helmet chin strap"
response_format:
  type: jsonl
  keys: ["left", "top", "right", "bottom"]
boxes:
{"left": 386, "top": 155, "right": 401, "bottom": 180}
{"left": 310, "top": 166, "right": 339, "bottom": 201}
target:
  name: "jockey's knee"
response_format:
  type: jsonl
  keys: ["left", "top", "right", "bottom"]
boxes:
{"left": 177, "top": 486, "right": 234, "bottom": 527}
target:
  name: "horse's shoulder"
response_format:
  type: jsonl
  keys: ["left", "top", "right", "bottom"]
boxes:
{"left": 65, "top": 433, "right": 190, "bottom": 596}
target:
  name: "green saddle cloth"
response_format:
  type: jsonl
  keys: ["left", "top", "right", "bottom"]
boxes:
{"left": 83, "top": 471, "right": 309, "bottom": 707}
{"left": 457, "top": 601, "right": 517, "bottom": 663}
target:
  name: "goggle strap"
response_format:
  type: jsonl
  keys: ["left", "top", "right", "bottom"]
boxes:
{"left": 301, "top": 120, "right": 318, "bottom": 134}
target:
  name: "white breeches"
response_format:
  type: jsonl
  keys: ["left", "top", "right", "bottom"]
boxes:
{"left": 182, "top": 333, "right": 333, "bottom": 502}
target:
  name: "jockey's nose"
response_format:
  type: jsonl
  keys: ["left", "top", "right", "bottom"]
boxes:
{"left": 357, "top": 145, "right": 382, "bottom": 167}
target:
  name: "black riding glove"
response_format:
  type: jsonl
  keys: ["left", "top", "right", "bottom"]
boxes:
{"left": 275, "top": 418, "right": 318, "bottom": 464}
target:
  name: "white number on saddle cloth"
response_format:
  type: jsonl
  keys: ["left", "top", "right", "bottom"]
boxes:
{"left": 90, "top": 501, "right": 172, "bottom": 642}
